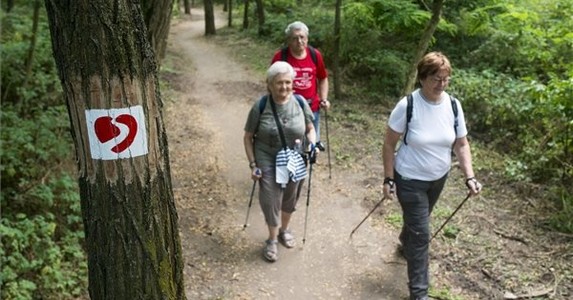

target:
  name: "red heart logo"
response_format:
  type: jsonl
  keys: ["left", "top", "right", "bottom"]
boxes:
{"left": 94, "top": 114, "right": 138, "bottom": 153}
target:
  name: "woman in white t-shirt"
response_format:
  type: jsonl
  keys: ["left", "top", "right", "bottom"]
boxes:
{"left": 382, "top": 52, "right": 482, "bottom": 300}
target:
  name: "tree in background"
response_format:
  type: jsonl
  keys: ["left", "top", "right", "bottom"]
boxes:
{"left": 44, "top": 0, "right": 186, "bottom": 298}
{"left": 242, "top": 0, "right": 250, "bottom": 29}
{"left": 332, "top": 0, "right": 342, "bottom": 100}
{"left": 254, "top": 0, "right": 265, "bottom": 36}
{"left": 141, "top": 0, "right": 175, "bottom": 65}
{"left": 205, "top": 0, "right": 216, "bottom": 35}
{"left": 403, "top": 0, "right": 444, "bottom": 94}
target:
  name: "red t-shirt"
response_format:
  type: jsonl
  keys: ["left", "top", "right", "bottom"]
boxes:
{"left": 271, "top": 47, "right": 328, "bottom": 112}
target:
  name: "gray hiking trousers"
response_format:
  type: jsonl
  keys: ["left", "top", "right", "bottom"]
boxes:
{"left": 395, "top": 170, "right": 448, "bottom": 300}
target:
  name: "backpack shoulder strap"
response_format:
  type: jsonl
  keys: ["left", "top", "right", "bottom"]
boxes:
{"left": 261, "top": 94, "right": 305, "bottom": 114}
{"left": 258, "top": 95, "right": 268, "bottom": 114}
{"left": 281, "top": 46, "right": 289, "bottom": 62}
{"left": 282, "top": 45, "right": 317, "bottom": 66}
{"left": 450, "top": 95, "right": 459, "bottom": 137}
{"left": 403, "top": 94, "right": 413, "bottom": 145}
{"left": 308, "top": 45, "right": 318, "bottom": 65}
{"left": 293, "top": 94, "right": 306, "bottom": 109}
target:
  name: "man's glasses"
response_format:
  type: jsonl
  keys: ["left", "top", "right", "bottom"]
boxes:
{"left": 290, "top": 35, "right": 308, "bottom": 42}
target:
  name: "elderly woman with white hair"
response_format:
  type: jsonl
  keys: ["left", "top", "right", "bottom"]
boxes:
{"left": 243, "top": 61, "right": 317, "bottom": 262}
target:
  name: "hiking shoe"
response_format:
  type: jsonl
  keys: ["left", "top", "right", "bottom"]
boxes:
{"left": 278, "top": 229, "right": 296, "bottom": 248}
{"left": 263, "top": 239, "right": 278, "bottom": 262}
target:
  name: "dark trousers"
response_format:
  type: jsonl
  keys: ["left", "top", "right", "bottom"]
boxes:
{"left": 395, "top": 170, "right": 448, "bottom": 300}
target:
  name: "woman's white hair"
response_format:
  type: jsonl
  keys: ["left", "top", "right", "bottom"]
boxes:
{"left": 267, "top": 61, "right": 295, "bottom": 83}
{"left": 285, "top": 21, "right": 309, "bottom": 37}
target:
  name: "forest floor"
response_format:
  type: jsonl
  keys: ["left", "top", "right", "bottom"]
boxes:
{"left": 160, "top": 8, "right": 572, "bottom": 300}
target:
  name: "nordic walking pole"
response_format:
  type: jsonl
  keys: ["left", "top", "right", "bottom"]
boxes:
{"left": 324, "top": 108, "right": 332, "bottom": 179}
{"left": 302, "top": 150, "right": 316, "bottom": 244}
{"left": 350, "top": 196, "right": 388, "bottom": 238}
{"left": 428, "top": 192, "right": 472, "bottom": 243}
{"left": 242, "top": 179, "right": 258, "bottom": 230}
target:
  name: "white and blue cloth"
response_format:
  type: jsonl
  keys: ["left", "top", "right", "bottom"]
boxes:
{"left": 276, "top": 148, "right": 307, "bottom": 188}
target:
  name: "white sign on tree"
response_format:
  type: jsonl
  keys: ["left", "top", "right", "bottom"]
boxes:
{"left": 85, "top": 105, "right": 148, "bottom": 160}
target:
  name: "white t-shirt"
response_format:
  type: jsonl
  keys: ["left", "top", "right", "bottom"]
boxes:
{"left": 388, "top": 89, "right": 467, "bottom": 181}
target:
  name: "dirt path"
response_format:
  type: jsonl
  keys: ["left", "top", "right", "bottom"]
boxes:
{"left": 163, "top": 9, "right": 409, "bottom": 300}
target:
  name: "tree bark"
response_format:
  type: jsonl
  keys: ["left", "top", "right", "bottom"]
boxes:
{"left": 228, "top": 0, "right": 233, "bottom": 27}
{"left": 184, "top": 0, "right": 191, "bottom": 14}
{"left": 242, "top": 0, "right": 250, "bottom": 30}
{"left": 254, "top": 0, "right": 265, "bottom": 36}
{"left": 332, "top": 0, "right": 342, "bottom": 100}
{"left": 23, "top": 0, "right": 40, "bottom": 92}
{"left": 204, "top": 0, "right": 216, "bottom": 35}
{"left": 141, "top": 0, "right": 174, "bottom": 65}
{"left": 44, "top": 1, "right": 186, "bottom": 299}
{"left": 403, "top": 0, "right": 444, "bottom": 95}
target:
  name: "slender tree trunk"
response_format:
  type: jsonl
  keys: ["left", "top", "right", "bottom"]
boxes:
{"left": 403, "top": 0, "right": 444, "bottom": 95}
{"left": 3, "top": 0, "right": 14, "bottom": 12}
{"left": 23, "top": 0, "right": 40, "bottom": 91}
{"left": 254, "top": 0, "right": 265, "bottom": 36}
{"left": 228, "top": 0, "right": 233, "bottom": 27}
{"left": 332, "top": 0, "right": 342, "bottom": 100}
{"left": 141, "top": 0, "right": 174, "bottom": 65}
{"left": 184, "top": 0, "right": 191, "bottom": 14}
{"left": 204, "top": 0, "right": 216, "bottom": 35}
{"left": 44, "top": 1, "right": 186, "bottom": 299}
{"left": 242, "top": 0, "right": 250, "bottom": 30}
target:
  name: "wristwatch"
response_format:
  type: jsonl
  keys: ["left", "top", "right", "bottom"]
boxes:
{"left": 383, "top": 177, "right": 395, "bottom": 188}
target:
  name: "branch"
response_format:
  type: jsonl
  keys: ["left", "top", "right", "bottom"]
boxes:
{"left": 493, "top": 228, "right": 529, "bottom": 245}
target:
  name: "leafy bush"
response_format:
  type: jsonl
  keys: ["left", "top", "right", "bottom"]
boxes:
{"left": 1, "top": 3, "right": 88, "bottom": 298}
{"left": 450, "top": 70, "right": 572, "bottom": 232}
{"left": 1, "top": 106, "right": 87, "bottom": 299}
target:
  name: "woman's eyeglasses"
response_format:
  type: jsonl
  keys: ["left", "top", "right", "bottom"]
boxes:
{"left": 430, "top": 76, "right": 451, "bottom": 84}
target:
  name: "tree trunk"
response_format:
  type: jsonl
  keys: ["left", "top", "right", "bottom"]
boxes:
{"left": 242, "top": 0, "right": 250, "bottom": 30}
{"left": 254, "top": 0, "right": 265, "bottom": 36}
{"left": 184, "top": 0, "right": 191, "bottom": 14}
{"left": 141, "top": 0, "right": 174, "bottom": 65}
{"left": 23, "top": 0, "right": 40, "bottom": 91}
{"left": 332, "top": 0, "right": 342, "bottom": 100}
{"left": 403, "top": 0, "right": 444, "bottom": 95}
{"left": 204, "top": 0, "right": 216, "bottom": 35}
{"left": 44, "top": 1, "right": 187, "bottom": 299}
{"left": 228, "top": 0, "right": 233, "bottom": 27}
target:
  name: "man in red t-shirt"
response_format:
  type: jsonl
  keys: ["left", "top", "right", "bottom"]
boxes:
{"left": 271, "top": 21, "right": 330, "bottom": 142}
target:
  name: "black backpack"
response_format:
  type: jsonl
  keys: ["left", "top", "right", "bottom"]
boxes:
{"left": 281, "top": 45, "right": 318, "bottom": 65}
{"left": 258, "top": 94, "right": 306, "bottom": 114}
{"left": 403, "top": 93, "right": 459, "bottom": 145}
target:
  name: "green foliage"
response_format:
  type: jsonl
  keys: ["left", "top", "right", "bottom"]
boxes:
{"left": 384, "top": 213, "right": 403, "bottom": 229}
{"left": 1, "top": 3, "right": 87, "bottom": 299}
{"left": 1, "top": 3, "right": 62, "bottom": 108}
{"left": 450, "top": 69, "right": 572, "bottom": 232}
{"left": 340, "top": 0, "right": 429, "bottom": 98}
{"left": 429, "top": 286, "right": 465, "bottom": 300}
{"left": 548, "top": 189, "right": 573, "bottom": 234}
{"left": 0, "top": 173, "right": 86, "bottom": 299}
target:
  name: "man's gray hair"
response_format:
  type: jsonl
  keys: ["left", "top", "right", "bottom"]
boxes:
{"left": 267, "top": 61, "right": 295, "bottom": 83}
{"left": 285, "top": 21, "right": 309, "bottom": 37}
